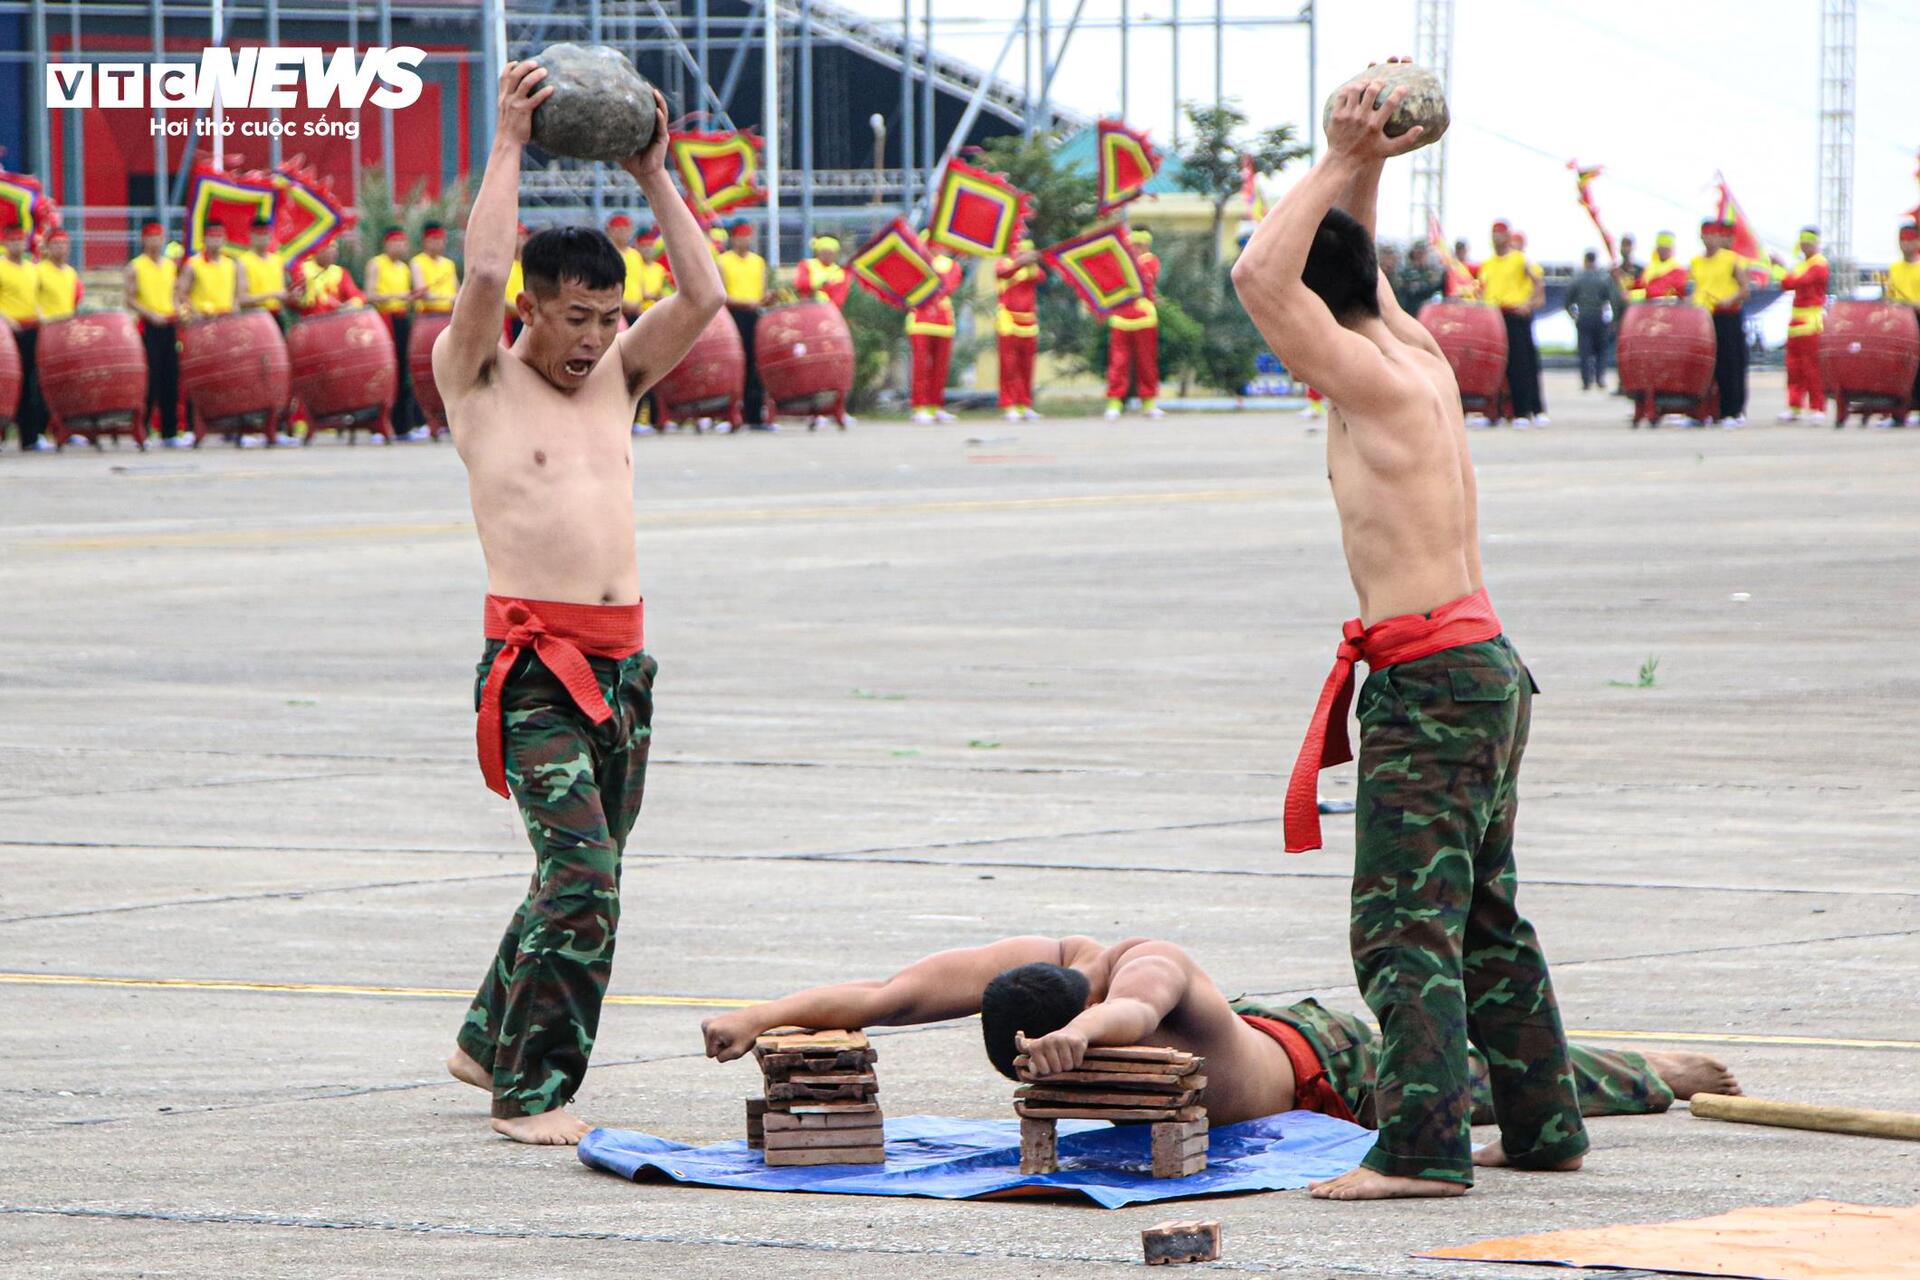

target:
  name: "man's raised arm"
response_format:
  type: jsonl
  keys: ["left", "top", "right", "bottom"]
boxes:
{"left": 701, "top": 936, "right": 1064, "bottom": 1062}
{"left": 433, "top": 61, "right": 551, "bottom": 397}
{"left": 1231, "top": 77, "right": 1426, "bottom": 399}
{"left": 1019, "top": 943, "right": 1194, "bottom": 1076}
{"left": 616, "top": 94, "right": 726, "bottom": 392}
{"left": 1335, "top": 146, "right": 1445, "bottom": 357}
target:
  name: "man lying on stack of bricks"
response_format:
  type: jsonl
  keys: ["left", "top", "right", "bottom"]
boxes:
{"left": 703, "top": 934, "right": 1741, "bottom": 1190}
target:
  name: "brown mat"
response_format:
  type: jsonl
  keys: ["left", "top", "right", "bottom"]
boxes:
{"left": 1419, "top": 1199, "right": 1920, "bottom": 1279}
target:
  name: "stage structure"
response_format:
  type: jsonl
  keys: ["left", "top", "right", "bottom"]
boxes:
{"left": 1817, "top": 0, "right": 1856, "bottom": 293}
{"left": 0, "top": 1, "right": 1315, "bottom": 269}
{"left": 1408, "top": 0, "right": 1453, "bottom": 237}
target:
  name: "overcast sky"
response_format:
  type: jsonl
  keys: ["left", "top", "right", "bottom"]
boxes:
{"left": 838, "top": 0, "right": 1919, "bottom": 265}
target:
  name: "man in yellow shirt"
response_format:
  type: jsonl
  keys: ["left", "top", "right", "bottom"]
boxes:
{"left": 125, "top": 220, "right": 185, "bottom": 446}
{"left": 407, "top": 221, "right": 458, "bottom": 438}
{"left": 794, "top": 236, "right": 850, "bottom": 308}
{"left": 0, "top": 220, "right": 48, "bottom": 450}
{"left": 608, "top": 213, "right": 646, "bottom": 320}
{"left": 295, "top": 237, "right": 364, "bottom": 315}
{"left": 1477, "top": 219, "right": 1548, "bottom": 427}
{"left": 1887, "top": 224, "right": 1920, "bottom": 424}
{"left": 238, "top": 217, "right": 291, "bottom": 325}
{"left": 175, "top": 221, "right": 239, "bottom": 320}
{"left": 366, "top": 226, "right": 420, "bottom": 435}
{"left": 503, "top": 221, "right": 530, "bottom": 342}
{"left": 718, "top": 218, "right": 772, "bottom": 428}
{"left": 1689, "top": 219, "right": 1751, "bottom": 427}
{"left": 35, "top": 228, "right": 81, "bottom": 321}
{"left": 636, "top": 231, "right": 673, "bottom": 311}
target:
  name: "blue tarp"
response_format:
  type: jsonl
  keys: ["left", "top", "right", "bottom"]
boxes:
{"left": 579, "top": 1111, "right": 1376, "bottom": 1209}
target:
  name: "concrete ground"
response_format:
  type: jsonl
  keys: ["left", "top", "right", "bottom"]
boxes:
{"left": 1, "top": 368, "right": 1916, "bottom": 1279}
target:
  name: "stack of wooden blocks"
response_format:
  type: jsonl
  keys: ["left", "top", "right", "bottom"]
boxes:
{"left": 746, "top": 1027, "right": 885, "bottom": 1167}
{"left": 1013, "top": 1038, "right": 1209, "bottom": 1179}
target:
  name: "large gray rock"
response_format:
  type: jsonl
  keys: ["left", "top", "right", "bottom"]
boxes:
{"left": 1321, "top": 63, "right": 1449, "bottom": 151}
{"left": 527, "top": 43, "right": 657, "bottom": 163}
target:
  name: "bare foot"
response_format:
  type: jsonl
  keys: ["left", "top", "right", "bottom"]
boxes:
{"left": 1472, "top": 1139, "right": 1584, "bottom": 1171}
{"left": 1309, "top": 1167, "right": 1468, "bottom": 1200}
{"left": 446, "top": 1046, "right": 490, "bottom": 1091}
{"left": 1644, "top": 1050, "right": 1741, "bottom": 1100}
{"left": 491, "top": 1109, "right": 592, "bottom": 1145}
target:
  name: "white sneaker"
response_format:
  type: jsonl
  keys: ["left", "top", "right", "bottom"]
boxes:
{"left": 934, "top": 409, "right": 956, "bottom": 423}
{"left": 1103, "top": 407, "right": 1121, "bottom": 421}
{"left": 1145, "top": 406, "right": 1167, "bottom": 420}
{"left": 1297, "top": 405, "right": 1319, "bottom": 419}
{"left": 239, "top": 433, "right": 267, "bottom": 449}
{"left": 29, "top": 437, "right": 56, "bottom": 452}
{"left": 67, "top": 434, "right": 91, "bottom": 448}
{"left": 1512, "top": 417, "right": 1532, "bottom": 430}
{"left": 1717, "top": 416, "right": 1743, "bottom": 429}
{"left": 161, "top": 435, "right": 192, "bottom": 449}
{"left": 1658, "top": 413, "right": 1692, "bottom": 427}
{"left": 1530, "top": 414, "right": 1550, "bottom": 427}
{"left": 712, "top": 421, "right": 734, "bottom": 434}
{"left": 1003, "top": 409, "right": 1022, "bottom": 422}
{"left": 910, "top": 410, "right": 934, "bottom": 425}
{"left": 632, "top": 423, "right": 657, "bottom": 436}
{"left": 365, "top": 433, "right": 390, "bottom": 445}
{"left": 1465, "top": 413, "right": 1491, "bottom": 428}
{"left": 274, "top": 433, "right": 300, "bottom": 446}
{"left": 840, "top": 413, "right": 859, "bottom": 427}
{"left": 1021, "top": 407, "right": 1042, "bottom": 421}
{"left": 402, "top": 426, "right": 432, "bottom": 442}
{"left": 1776, "top": 409, "right": 1800, "bottom": 422}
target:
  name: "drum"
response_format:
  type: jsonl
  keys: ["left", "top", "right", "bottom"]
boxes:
{"left": 179, "top": 311, "right": 291, "bottom": 443}
{"left": 1616, "top": 301, "right": 1716, "bottom": 426}
{"left": 0, "top": 322, "right": 20, "bottom": 429}
{"left": 1417, "top": 300, "right": 1507, "bottom": 416}
{"left": 755, "top": 301, "right": 855, "bottom": 428}
{"left": 37, "top": 312, "right": 150, "bottom": 448}
{"left": 654, "top": 310, "right": 745, "bottom": 430}
{"left": 1821, "top": 300, "right": 1920, "bottom": 426}
{"left": 289, "top": 306, "right": 398, "bottom": 442}
{"left": 407, "top": 312, "right": 453, "bottom": 434}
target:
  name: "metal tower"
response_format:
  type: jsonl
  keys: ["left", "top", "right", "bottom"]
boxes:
{"left": 1819, "top": 0, "right": 1857, "bottom": 293}
{"left": 1409, "top": 0, "right": 1454, "bottom": 242}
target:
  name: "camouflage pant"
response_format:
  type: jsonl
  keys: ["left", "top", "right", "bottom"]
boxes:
{"left": 456, "top": 643, "right": 657, "bottom": 1119}
{"left": 1231, "top": 997, "right": 1674, "bottom": 1130}
{"left": 1348, "top": 636, "right": 1588, "bottom": 1184}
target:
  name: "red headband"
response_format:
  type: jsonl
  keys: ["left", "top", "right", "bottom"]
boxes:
{"left": 141, "top": 221, "right": 164, "bottom": 236}
{"left": 1900, "top": 226, "right": 1920, "bottom": 242}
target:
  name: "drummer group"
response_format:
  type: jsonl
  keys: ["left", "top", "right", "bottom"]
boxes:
{"left": 0, "top": 206, "right": 1174, "bottom": 450}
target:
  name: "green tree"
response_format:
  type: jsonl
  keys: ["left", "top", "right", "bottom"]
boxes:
{"left": 1173, "top": 102, "right": 1309, "bottom": 264}
{"left": 345, "top": 168, "right": 471, "bottom": 280}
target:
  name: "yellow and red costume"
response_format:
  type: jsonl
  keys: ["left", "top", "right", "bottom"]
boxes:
{"left": 1780, "top": 243, "right": 1829, "bottom": 413}
{"left": 1105, "top": 246, "right": 1160, "bottom": 408}
{"left": 994, "top": 252, "right": 1045, "bottom": 412}
{"left": 907, "top": 252, "right": 963, "bottom": 415}
{"left": 795, "top": 238, "right": 850, "bottom": 308}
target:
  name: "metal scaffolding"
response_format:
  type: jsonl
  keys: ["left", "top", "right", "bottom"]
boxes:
{"left": 1, "top": 0, "right": 1319, "bottom": 267}
{"left": 1817, "top": 0, "right": 1856, "bottom": 294}
{"left": 1409, "top": 0, "right": 1452, "bottom": 242}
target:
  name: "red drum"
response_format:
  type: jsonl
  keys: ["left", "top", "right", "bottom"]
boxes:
{"left": 654, "top": 310, "right": 745, "bottom": 430}
{"left": 37, "top": 312, "right": 150, "bottom": 449}
{"left": 1821, "top": 300, "right": 1920, "bottom": 426}
{"left": 407, "top": 312, "right": 452, "bottom": 435}
{"left": 289, "top": 306, "right": 398, "bottom": 442}
{"left": 1616, "top": 301, "right": 1716, "bottom": 426}
{"left": 0, "top": 322, "right": 19, "bottom": 429}
{"left": 755, "top": 301, "right": 854, "bottom": 428}
{"left": 1417, "top": 301, "right": 1507, "bottom": 415}
{"left": 179, "top": 311, "right": 291, "bottom": 443}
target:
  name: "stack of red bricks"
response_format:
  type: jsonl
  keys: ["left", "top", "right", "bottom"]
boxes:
{"left": 1013, "top": 1038, "right": 1209, "bottom": 1179}
{"left": 745, "top": 1027, "right": 885, "bottom": 1167}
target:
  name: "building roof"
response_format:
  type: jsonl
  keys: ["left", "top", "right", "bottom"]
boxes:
{"left": 1053, "top": 126, "right": 1192, "bottom": 197}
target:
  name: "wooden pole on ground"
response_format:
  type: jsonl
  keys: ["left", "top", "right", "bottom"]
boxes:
{"left": 1691, "top": 1093, "right": 1920, "bottom": 1142}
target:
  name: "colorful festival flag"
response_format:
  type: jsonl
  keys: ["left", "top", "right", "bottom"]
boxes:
{"left": 1095, "top": 119, "right": 1161, "bottom": 217}
{"left": 1712, "top": 171, "right": 1772, "bottom": 284}
{"left": 1041, "top": 223, "right": 1146, "bottom": 318}
{"left": 268, "top": 156, "right": 349, "bottom": 268}
{"left": 185, "top": 158, "right": 278, "bottom": 254}
{"left": 1568, "top": 160, "right": 1617, "bottom": 264}
{"left": 926, "top": 158, "right": 1033, "bottom": 259}
{"left": 850, "top": 218, "right": 952, "bottom": 311}
{"left": 671, "top": 128, "right": 763, "bottom": 218}
{"left": 1429, "top": 213, "right": 1478, "bottom": 301}
{"left": 0, "top": 170, "right": 57, "bottom": 248}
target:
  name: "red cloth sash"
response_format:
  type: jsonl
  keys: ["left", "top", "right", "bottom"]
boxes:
{"left": 1240, "top": 1014, "right": 1357, "bottom": 1124}
{"left": 1282, "top": 587, "right": 1502, "bottom": 853}
{"left": 476, "top": 594, "right": 644, "bottom": 798}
